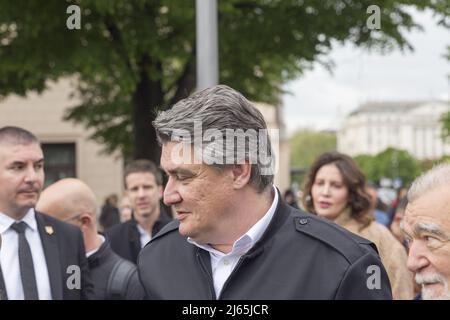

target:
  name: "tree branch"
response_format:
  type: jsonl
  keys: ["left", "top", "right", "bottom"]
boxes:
{"left": 103, "top": 15, "right": 137, "bottom": 82}
{"left": 168, "top": 56, "right": 196, "bottom": 107}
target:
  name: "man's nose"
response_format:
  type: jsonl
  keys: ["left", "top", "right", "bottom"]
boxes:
{"left": 137, "top": 187, "right": 146, "bottom": 198}
{"left": 406, "top": 240, "right": 430, "bottom": 273}
{"left": 163, "top": 178, "right": 182, "bottom": 206}
{"left": 24, "top": 165, "right": 38, "bottom": 183}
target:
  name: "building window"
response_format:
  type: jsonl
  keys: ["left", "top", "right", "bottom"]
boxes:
{"left": 42, "top": 143, "right": 76, "bottom": 187}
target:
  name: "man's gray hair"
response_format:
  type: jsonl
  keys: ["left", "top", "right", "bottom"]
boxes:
{"left": 408, "top": 163, "right": 450, "bottom": 202}
{"left": 152, "top": 85, "right": 274, "bottom": 192}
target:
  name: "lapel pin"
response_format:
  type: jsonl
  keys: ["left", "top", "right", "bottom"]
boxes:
{"left": 45, "top": 226, "right": 54, "bottom": 235}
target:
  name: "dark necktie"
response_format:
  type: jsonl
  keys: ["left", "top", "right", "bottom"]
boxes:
{"left": 10, "top": 222, "right": 39, "bottom": 300}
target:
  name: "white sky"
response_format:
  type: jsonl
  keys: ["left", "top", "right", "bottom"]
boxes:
{"left": 282, "top": 9, "right": 450, "bottom": 136}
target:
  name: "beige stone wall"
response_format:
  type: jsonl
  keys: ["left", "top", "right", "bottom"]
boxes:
{"left": 253, "top": 102, "right": 290, "bottom": 193}
{"left": 0, "top": 79, "right": 124, "bottom": 210}
{"left": 276, "top": 140, "right": 290, "bottom": 193}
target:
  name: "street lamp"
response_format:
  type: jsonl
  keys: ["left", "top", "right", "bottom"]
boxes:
{"left": 196, "top": 0, "right": 219, "bottom": 90}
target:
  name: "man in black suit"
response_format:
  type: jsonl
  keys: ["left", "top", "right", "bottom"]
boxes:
{"left": 106, "top": 160, "right": 171, "bottom": 264}
{"left": 138, "top": 85, "right": 393, "bottom": 299}
{"left": 0, "top": 126, "right": 93, "bottom": 300}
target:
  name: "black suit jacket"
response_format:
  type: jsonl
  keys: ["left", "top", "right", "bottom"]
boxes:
{"left": 0, "top": 212, "right": 94, "bottom": 300}
{"left": 106, "top": 207, "right": 172, "bottom": 264}
{"left": 138, "top": 199, "right": 393, "bottom": 299}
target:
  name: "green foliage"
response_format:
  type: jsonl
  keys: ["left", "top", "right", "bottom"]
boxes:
{"left": 290, "top": 129, "right": 337, "bottom": 168}
{"left": 290, "top": 129, "right": 336, "bottom": 185}
{"left": 354, "top": 148, "right": 421, "bottom": 185}
{"left": 420, "top": 154, "right": 450, "bottom": 172}
{"left": 440, "top": 44, "right": 450, "bottom": 140}
{"left": 419, "top": 158, "right": 435, "bottom": 172}
{"left": 353, "top": 154, "right": 378, "bottom": 181}
{"left": 1, "top": 0, "right": 449, "bottom": 159}
{"left": 441, "top": 107, "right": 450, "bottom": 142}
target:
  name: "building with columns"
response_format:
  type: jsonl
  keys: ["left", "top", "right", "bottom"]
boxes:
{"left": 338, "top": 101, "right": 450, "bottom": 160}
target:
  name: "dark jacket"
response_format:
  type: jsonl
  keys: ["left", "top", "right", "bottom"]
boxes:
{"left": 106, "top": 208, "right": 172, "bottom": 264}
{"left": 0, "top": 212, "right": 94, "bottom": 300}
{"left": 138, "top": 200, "right": 393, "bottom": 300}
{"left": 99, "top": 204, "right": 120, "bottom": 230}
{"left": 87, "top": 237, "right": 144, "bottom": 300}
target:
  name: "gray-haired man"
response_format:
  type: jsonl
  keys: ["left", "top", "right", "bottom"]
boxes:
{"left": 138, "top": 85, "right": 392, "bottom": 299}
{"left": 401, "top": 163, "right": 450, "bottom": 300}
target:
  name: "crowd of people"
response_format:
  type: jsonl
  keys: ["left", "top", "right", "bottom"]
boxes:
{"left": 1, "top": 84, "right": 449, "bottom": 300}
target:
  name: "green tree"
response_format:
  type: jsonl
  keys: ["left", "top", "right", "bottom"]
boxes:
{"left": 290, "top": 129, "right": 337, "bottom": 168}
{"left": 354, "top": 154, "right": 378, "bottom": 182}
{"left": 419, "top": 158, "right": 436, "bottom": 172}
{"left": 290, "top": 129, "right": 336, "bottom": 185}
{"left": 376, "top": 148, "right": 421, "bottom": 185}
{"left": 355, "top": 148, "right": 421, "bottom": 185}
{"left": 441, "top": 44, "right": 450, "bottom": 138}
{"left": 441, "top": 109, "right": 450, "bottom": 143}
{"left": 421, "top": 154, "right": 450, "bottom": 172}
{"left": 1, "top": 0, "right": 448, "bottom": 163}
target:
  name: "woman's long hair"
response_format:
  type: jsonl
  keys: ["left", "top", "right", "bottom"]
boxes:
{"left": 302, "top": 152, "right": 373, "bottom": 228}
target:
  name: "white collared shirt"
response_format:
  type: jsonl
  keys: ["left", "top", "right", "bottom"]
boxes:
{"left": 137, "top": 224, "right": 152, "bottom": 248}
{"left": 0, "top": 208, "right": 52, "bottom": 300}
{"left": 188, "top": 186, "right": 279, "bottom": 298}
{"left": 86, "top": 234, "right": 106, "bottom": 258}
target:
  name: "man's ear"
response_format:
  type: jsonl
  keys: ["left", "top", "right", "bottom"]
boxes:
{"left": 79, "top": 213, "right": 92, "bottom": 232}
{"left": 231, "top": 162, "right": 252, "bottom": 190}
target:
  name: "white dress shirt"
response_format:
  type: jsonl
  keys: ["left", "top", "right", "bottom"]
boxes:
{"left": 137, "top": 224, "right": 152, "bottom": 248}
{"left": 0, "top": 208, "right": 52, "bottom": 300}
{"left": 188, "top": 186, "right": 279, "bottom": 298}
{"left": 86, "top": 234, "right": 106, "bottom": 258}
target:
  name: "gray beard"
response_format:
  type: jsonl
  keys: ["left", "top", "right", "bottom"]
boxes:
{"left": 416, "top": 272, "right": 450, "bottom": 300}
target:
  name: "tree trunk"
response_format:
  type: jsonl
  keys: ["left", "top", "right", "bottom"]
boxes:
{"left": 132, "top": 54, "right": 163, "bottom": 165}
